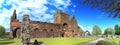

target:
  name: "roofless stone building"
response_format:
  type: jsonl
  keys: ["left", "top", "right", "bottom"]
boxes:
{"left": 9, "top": 10, "right": 83, "bottom": 38}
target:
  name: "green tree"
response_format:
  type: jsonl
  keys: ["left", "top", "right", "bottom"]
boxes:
{"left": 92, "top": 25, "right": 102, "bottom": 35}
{"left": 104, "top": 28, "right": 114, "bottom": 35}
{"left": 0, "top": 25, "right": 5, "bottom": 37}
{"left": 115, "top": 24, "right": 120, "bottom": 35}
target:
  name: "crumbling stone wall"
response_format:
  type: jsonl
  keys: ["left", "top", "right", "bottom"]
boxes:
{"left": 10, "top": 10, "right": 83, "bottom": 38}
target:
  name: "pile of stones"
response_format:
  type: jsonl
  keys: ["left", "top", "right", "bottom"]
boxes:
{"left": 20, "top": 15, "right": 44, "bottom": 45}
{"left": 96, "top": 40, "right": 118, "bottom": 45}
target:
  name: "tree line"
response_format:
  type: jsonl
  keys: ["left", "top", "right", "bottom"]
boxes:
{"left": 0, "top": 25, "right": 5, "bottom": 37}
{"left": 92, "top": 24, "right": 120, "bottom": 36}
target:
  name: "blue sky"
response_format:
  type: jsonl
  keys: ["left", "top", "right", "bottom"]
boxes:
{"left": 0, "top": 0, "right": 120, "bottom": 33}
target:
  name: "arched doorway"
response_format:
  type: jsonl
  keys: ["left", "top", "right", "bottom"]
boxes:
{"left": 34, "top": 28, "right": 39, "bottom": 31}
{"left": 62, "top": 23, "right": 68, "bottom": 37}
{"left": 63, "top": 23, "right": 67, "bottom": 27}
{"left": 50, "top": 29, "right": 54, "bottom": 37}
{"left": 13, "top": 27, "right": 20, "bottom": 38}
{"left": 85, "top": 30, "right": 91, "bottom": 36}
{"left": 62, "top": 33, "right": 64, "bottom": 37}
{"left": 63, "top": 23, "right": 68, "bottom": 30}
{"left": 42, "top": 29, "right": 48, "bottom": 37}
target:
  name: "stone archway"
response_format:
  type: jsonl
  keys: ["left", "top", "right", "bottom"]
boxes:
{"left": 63, "top": 23, "right": 67, "bottom": 27}
{"left": 85, "top": 30, "right": 91, "bottom": 35}
{"left": 34, "top": 28, "right": 39, "bottom": 31}
{"left": 85, "top": 30, "right": 91, "bottom": 38}
{"left": 62, "top": 23, "right": 68, "bottom": 37}
{"left": 62, "top": 32, "right": 64, "bottom": 37}
{"left": 42, "top": 29, "right": 48, "bottom": 38}
{"left": 50, "top": 29, "right": 54, "bottom": 37}
{"left": 12, "top": 27, "right": 20, "bottom": 38}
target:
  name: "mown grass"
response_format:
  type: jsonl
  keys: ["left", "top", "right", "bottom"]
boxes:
{"left": 32, "top": 38, "right": 96, "bottom": 45}
{"left": 114, "top": 38, "right": 120, "bottom": 42}
{"left": 0, "top": 38, "right": 96, "bottom": 45}
{"left": 0, "top": 38, "right": 20, "bottom": 45}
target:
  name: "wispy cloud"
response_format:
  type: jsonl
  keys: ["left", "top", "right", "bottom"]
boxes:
{"left": 73, "top": 5, "right": 76, "bottom": 8}
{"left": 97, "top": 12, "right": 108, "bottom": 19}
{"left": 71, "top": 9, "right": 75, "bottom": 13}
{"left": 48, "top": 0, "right": 71, "bottom": 11}
{"left": 78, "top": 24, "right": 93, "bottom": 33}
{"left": 0, "top": 0, "right": 72, "bottom": 32}
{"left": 85, "top": 26, "right": 92, "bottom": 33}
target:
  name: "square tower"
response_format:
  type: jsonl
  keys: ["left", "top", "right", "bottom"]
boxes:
{"left": 54, "top": 10, "right": 69, "bottom": 26}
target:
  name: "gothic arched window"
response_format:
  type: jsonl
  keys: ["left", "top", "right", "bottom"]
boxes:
{"left": 50, "top": 29, "right": 53, "bottom": 32}
{"left": 63, "top": 23, "right": 67, "bottom": 27}
{"left": 34, "top": 28, "right": 39, "bottom": 31}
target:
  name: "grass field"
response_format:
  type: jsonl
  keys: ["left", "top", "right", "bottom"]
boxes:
{"left": 114, "top": 38, "right": 120, "bottom": 42}
{"left": 0, "top": 38, "right": 20, "bottom": 45}
{"left": 109, "top": 38, "right": 120, "bottom": 43}
{"left": 0, "top": 38, "right": 96, "bottom": 45}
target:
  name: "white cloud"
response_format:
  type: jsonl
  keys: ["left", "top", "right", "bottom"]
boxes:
{"left": 0, "top": 0, "right": 72, "bottom": 32}
{"left": 49, "top": 19, "right": 54, "bottom": 23}
{"left": 78, "top": 25, "right": 85, "bottom": 32}
{"left": 85, "top": 26, "right": 92, "bottom": 33}
{"left": 78, "top": 24, "right": 93, "bottom": 33}
{"left": 0, "top": 0, "right": 4, "bottom": 8}
{"left": 87, "top": 26, "right": 91, "bottom": 29}
{"left": 0, "top": 8, "right": 12, "bottom": 32}
{"left": 48, "top": 0, "right": 71, "bottom": 10}
{"left": 97, "top": 12, "right": 108, "bottom": 19}
{"left": 50, "top": 10, "right": 55, "bottom": 13}
{"left": 78, "top": 24, "right": 84, "bottom": 30}
{"left": 71, "top": 9, "right": 75, "bottom": 13}
{"left": 73, "top": 5, "right": 76, "bottom": 8}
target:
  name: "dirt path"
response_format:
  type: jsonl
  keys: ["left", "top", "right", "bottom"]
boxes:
{"left": 82, "top": 38, "right": 105, "bottom": 45}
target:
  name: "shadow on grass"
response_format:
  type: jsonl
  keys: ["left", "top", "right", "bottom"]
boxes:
{"left": 38, "top": 41, "right": 43, "bottom": 44}
{"left": 0, "top": 38, "right": 15, "bottom": 45}
{"left": 0, "top": 38, "right": 13, "bottom": 41}
{"left": 0, "top": 42, "right": 14, "bottom": 45}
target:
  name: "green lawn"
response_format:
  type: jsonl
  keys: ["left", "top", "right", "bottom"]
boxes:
{"left": 0, "top": 38, "right": 20, "bottom": 45}
{"left": 109, "top": 38, "right": 120, "bottom": 43}
{"left": 114, "top": 38, "right": 120, "bottom": 42}
{"left": 0, "top": 38, "right": 96, "bottom": 45}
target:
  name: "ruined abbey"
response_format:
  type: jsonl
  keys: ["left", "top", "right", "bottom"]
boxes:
{"left": 9, "top": 10, "right": 83, "bottom": 38}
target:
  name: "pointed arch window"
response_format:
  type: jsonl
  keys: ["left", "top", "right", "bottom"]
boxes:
{"left": 50, "top": 29, "right": 53, "bottom": 32}
{"left": 34, "top": 28, "right": 39, "bottom": 31}
{"left": 63, "top": 23, "right": 68, "bottom": 28}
